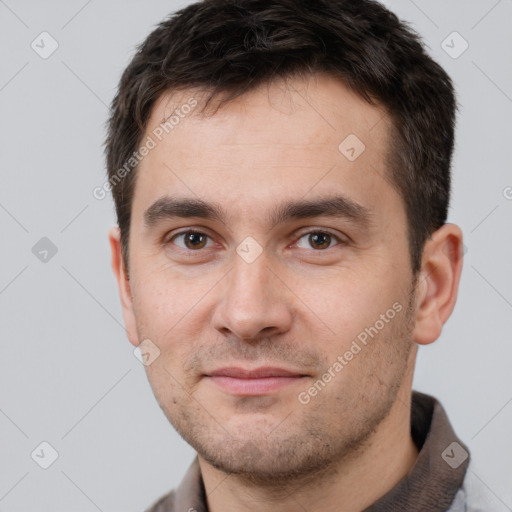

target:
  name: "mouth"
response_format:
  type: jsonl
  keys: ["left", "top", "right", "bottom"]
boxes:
{"left": 204, "top": 366, "right": 308, "bottom": 396}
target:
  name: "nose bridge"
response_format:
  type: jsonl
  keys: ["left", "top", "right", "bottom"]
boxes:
{"left": 228, "top": 248, "right": 273, "bottom": 311}
{"left": 212, "top": 246, "right": 291, "bottom": 340}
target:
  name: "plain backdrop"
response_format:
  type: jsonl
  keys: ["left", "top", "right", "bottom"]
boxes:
{"left": 1, "top": 0, "right": 511, "bottom": 510}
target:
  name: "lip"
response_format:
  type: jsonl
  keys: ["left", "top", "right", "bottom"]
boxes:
{"left": 208, "top": 366, "right": 305, "bottom": 379}
{"left": 205, "top": 366, "right": 307, "bottom": 395}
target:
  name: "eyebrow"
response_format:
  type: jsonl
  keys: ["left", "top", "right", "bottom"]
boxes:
{"left": 143, "top": 194, "right": 374, "bottom": 231}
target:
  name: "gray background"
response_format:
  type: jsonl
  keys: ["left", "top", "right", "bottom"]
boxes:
{"left": 0, "top": 0, "right": 511, "bottom": 510}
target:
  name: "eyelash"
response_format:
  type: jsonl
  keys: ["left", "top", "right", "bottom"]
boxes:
{"left": 165, "top": 228, "right": 347, "bottom": 255}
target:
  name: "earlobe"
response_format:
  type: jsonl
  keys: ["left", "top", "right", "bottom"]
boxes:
{"left": 108, "top": 227, "right": 139, "bottom": 347}
{"left": 412, "top": 223, "right": 464, "bottom": 346}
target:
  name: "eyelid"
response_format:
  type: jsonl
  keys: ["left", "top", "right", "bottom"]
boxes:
{"left": 164, "top": 225, "right": 214, "bottom": 240}
{"left": 166, "top": 229, "right": 216, "bottom": 250}
{"left": 292, "top": 228, "right": 347, "bottom": 250}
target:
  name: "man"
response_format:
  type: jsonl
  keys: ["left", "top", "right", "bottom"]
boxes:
{"left": 104, "top": 0, "right": 504, "bottom": 510}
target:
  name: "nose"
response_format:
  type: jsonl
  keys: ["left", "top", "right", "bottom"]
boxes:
{"left": 211, "top": 249, "right": 293, "bottom": 342}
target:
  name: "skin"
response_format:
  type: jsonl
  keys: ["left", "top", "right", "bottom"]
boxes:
{"left": 110, "top": 72, "right": 464, "bottom": 512}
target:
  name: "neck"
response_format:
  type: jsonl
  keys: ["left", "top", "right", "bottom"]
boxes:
{"left": 199, "top": 357, "right": 419, "bottom": 512}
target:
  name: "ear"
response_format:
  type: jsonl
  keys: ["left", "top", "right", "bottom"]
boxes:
{"left": 109, "top": 227, "right": 139, "bottom": 347}
{"left": 412, "top": 223, "right": 464, "bottom": 345}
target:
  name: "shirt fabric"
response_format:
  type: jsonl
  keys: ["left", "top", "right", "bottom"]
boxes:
{"left": 145, "top": 391, "right": 508, "bottom": 512}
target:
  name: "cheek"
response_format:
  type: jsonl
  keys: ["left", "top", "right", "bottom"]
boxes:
{"left": 134, "top": 287, "right": 169, "bottom": 328}
{"left": 299, "top": 272, "right": 396, "bottom": 339}
{"left": 130, "top": 272, "right": 185, "bottom": 345}
{"left": 132, "top": 256, "right": 191, "bottom": 307}
{"left": 130, "top": 273, "right": 209, "bottom": 368}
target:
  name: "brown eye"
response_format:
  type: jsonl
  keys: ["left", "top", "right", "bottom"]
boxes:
{"left": 170, "top": 231, "right": 212, "bottom": 250}
{"left": 295, "top": 231, "right": 342, "bottom": 251}
{"left": 309, "top": 232, "right": 331, "bottom": 250}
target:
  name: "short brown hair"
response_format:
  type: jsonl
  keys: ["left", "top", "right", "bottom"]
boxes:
{"left": 104, "top": 0, "right": 457, "bottom": 275}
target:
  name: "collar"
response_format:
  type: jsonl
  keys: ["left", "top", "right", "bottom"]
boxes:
{"left": 151, "top": 391, "right": 470, "bottom": 512}
{"left": 363, "top": 390, "right": 470, "bottom": 511}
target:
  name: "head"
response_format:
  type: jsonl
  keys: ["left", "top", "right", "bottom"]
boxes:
{"left": 106, "top": 0, "right": 464, "bottom": 485}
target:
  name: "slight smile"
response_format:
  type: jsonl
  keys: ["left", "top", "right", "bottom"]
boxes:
{"left": 205, "top": 367, "right": 309, "bottom": 395}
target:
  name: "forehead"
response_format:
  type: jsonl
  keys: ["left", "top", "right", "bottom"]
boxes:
{"left": 133, "top": 72, "right": 401, "bottom": 228}
{"left": 148, "top": 73, "right": 388, "bottom": 149}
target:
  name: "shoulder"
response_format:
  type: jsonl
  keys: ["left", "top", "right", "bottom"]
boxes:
{"left": 143, "top": 489, "right": 176, "bottom": 512}
{"left": 447, "top": 461, "right": 510, "bottom": 512}
{"left": 143, "top": 456, "right": 203, "bottom": 512}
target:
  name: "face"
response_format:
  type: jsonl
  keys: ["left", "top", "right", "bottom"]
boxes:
{"left": 116, "top": 73, "right": 420, "bottom": 483}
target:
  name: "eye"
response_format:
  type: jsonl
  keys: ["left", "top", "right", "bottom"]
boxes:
{"left": 295, "top": 230, "right": 344, "bottom": 251}
{"left": 169, "top": 230, "right": 215, "bottom": 251}
{"left": 165, "top": 229, "right": 346, "bottom": 254}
